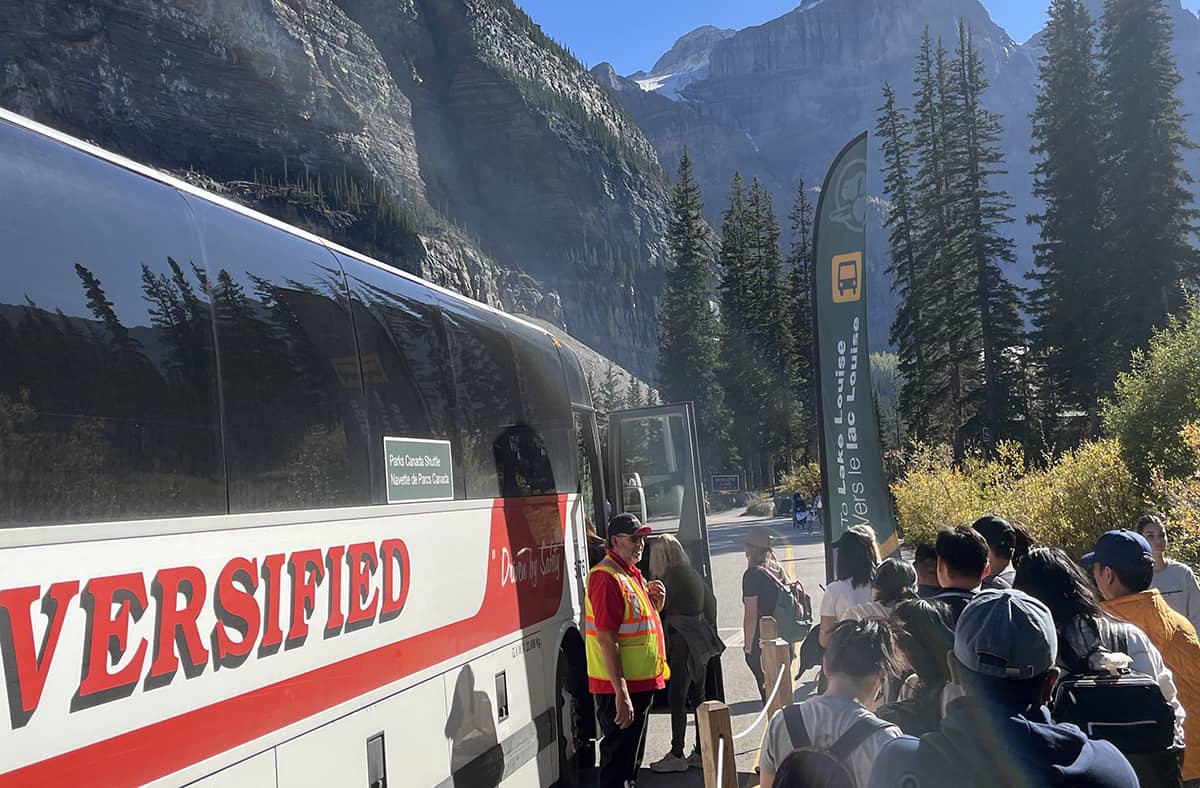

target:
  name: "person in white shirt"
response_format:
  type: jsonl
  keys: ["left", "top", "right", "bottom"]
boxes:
{"left": 759, "top": 619, "right": 901, "bottom": 788}
{"left": 1136, "top": 514, "right": 1200, "bottom": 633}
{"left": 819, "top": 526, "right": 880, "bottom": 647}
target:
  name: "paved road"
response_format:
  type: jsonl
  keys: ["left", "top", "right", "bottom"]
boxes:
{"left": 624, "top": 510, "right": 830, "bottom": 787}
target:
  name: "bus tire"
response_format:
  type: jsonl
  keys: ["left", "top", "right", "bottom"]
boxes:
{"left": 554, "top": 646, "right": 590, "bottom": 787}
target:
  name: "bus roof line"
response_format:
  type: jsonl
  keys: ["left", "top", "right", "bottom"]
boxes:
{"left": 0, "top": 106, "right": 558, "bottom": 343}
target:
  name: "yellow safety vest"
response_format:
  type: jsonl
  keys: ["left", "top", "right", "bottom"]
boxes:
{"left": 585, "top": 555, "right": 670, "bottom": 686}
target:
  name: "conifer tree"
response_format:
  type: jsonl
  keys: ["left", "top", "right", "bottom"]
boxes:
{"left": 787, "top": 179, "right": 817, "bottom": 458}
{"left": 877, "top": 83, "right": 930, "bottom": 441}
{"left": 947, "top": 22, "right": 1025, "bottom": 453}
{"left": 658, "top": 150, "right": 732, "bottom": 472}
{"left": 716, "top": 173, "right": 767, "bottom": 486}
{"left": 911, "top": 30, "right": 969, "bottom": 451}
{"left": 1028, "top": 0, "right": 1109, "bottom": 422}
{"left": 627, "top": 377, "right": 644, "bottom": 409}
{"left": 1100, "top": 0, "right": 1199, "bottom": 380}
{"left": 598, "top": 362, "right": 619, "bottom": 416}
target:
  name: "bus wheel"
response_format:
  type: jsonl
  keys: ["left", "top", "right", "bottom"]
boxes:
{"left": 554, "top": 647, "right": 589, "bottom": 787}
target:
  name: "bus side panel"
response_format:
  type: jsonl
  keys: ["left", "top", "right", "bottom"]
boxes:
{"left": 184, "top": 751, "right": 277, "bottom": 788}
{"left": 273, "top": 677, "right": 450, "bottom": 788}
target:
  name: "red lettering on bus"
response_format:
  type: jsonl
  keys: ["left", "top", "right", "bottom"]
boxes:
{"left": 346, "top": 543, "right": 379, "bottom": 627}
{"left": 78, "top": 574, "right": 149, "bottom": 701}
{"left": 0, "top": 581, "right": 80, "bottom": 726}
{"left": 324, "top": 545, "right": 346, "bottom": 635}
{"left": 259, "top": 554, "right": 286, "bottom": 652}
{"left": 213, "top": 557, "right": 260, "bottom": 667}
{"left": 379, "top": 539, "right": 410, "bottom": 622}
{"left": 286, "top": 550, "right": 325, "bottom": 644}
{"left": 148, "top": 567, "right": 209, "bottom": 682}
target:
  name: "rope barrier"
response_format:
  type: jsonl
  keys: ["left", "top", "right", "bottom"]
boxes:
{"left": 716, "top": 735, "right": 726, "bottom": 787}
{"left": 732, "top": 661, "right": 787, "bottom": 740}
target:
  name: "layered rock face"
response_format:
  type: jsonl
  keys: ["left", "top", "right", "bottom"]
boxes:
{"left": 604, "top": 0, "right": 1200, "bottom": 347}
{"left": 0, "top": 0, "right": 671, "bottom": 376}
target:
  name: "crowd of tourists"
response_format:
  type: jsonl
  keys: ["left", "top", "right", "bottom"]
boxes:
{"left": 581, "top": 507, "right": 1200, "bottom": 787}
{"left": 756, "top": 513, "right": 1200, "bottom": 788}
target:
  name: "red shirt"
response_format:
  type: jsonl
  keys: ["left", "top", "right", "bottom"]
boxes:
{"left": 588, "top": 551, "right": 667, "bottom": 694}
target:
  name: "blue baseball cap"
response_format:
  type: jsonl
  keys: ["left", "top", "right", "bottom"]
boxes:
{"left": 954, "top": 589, "right": 1057, "bottom": 679}
{"left": 1080, "top": 529, "right": 1152, "bottom": 570}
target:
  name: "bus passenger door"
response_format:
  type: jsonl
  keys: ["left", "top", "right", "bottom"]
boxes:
{"left": 607, "top": 403, "right": 723, "bottom": 699}
{"left": 607, "top": 404, "right": 711, "bottom": 576}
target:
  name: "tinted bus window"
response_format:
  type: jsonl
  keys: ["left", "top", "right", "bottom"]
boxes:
{"left": 341, "top": 256, "right": 465, "bottom": 502}
{"left": 0, "top": 122, "right": 224, "bottom": 525}
{"left": 507, "top": 323, "right": 577, "bottom": 495}
{"left": 436, "top": 296, "right": 529, "bottom": 499}
{"left": 187, "top": 198, "right": 370, "bottom": 513}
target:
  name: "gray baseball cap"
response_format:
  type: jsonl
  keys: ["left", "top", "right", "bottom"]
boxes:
{"left": 953, "top": 589, "right": 1057, "bottom": 679}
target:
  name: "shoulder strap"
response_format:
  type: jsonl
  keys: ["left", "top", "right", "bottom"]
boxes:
{"left": 757, "top": 565, "right": 787, "bottom": 590}
{"left": 782, "top": 705, "right": 810, "bottom": 750}
{"left": 921, "top": 730, "right": 964, "bottom": 772}
{"left": 1115, "top": 621, "right": 1130, "bottom": 656}
{"left": 829, "top": 716, "right": 894, "bottom": 762}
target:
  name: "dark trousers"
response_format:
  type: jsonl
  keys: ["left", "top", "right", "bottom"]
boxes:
{"left": 745, "top": 641, "right": 766, "bottom": 702}
{"left": 596, "top": 690, "right": 655, "bottom": 787}
{"left": 667, "top": 637, "right": 705, "bottom": 756}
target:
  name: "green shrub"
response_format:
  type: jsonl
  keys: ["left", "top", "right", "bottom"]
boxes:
{"left": 1103, "top": 298, "right": 1200, "bottom": 487}
{"left": 1150, "top": 423, "right": 1200, "bottom": 572}
{"left": 745, "top": 492, "right": 774, "bottom": 517}
{"left": 891, "top": 439, "right": 1142, "bottom": 560}
{"left": 779, "top": 463, "right": 822, "bottom": 499}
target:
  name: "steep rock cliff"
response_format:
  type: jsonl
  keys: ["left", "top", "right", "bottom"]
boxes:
{"left": 0, "top": 0, "right": 671, "bottom": 376}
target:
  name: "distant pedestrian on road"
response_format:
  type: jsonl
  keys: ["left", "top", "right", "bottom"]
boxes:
{"left": 742, "top": 527, "right": 792, "bottom": 700}
{"left": 1136, "top": 514, "right": 1200, "bottom": 633}
{"left": 647, "top": 534, "right": 723, "bottom": 774}
{"left": 813, "top": 491, "right": 824, "bottom": 532}
{"left": 585, "top": 514, "right": 669, "bottom": 788}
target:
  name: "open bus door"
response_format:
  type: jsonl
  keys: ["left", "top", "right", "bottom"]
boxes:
{"left": 606, "top": 402, "right": 725, "bottom": 701}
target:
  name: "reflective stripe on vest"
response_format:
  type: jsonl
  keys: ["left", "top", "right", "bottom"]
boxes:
{"left": 584, "top": 556, "right": 669, "bottom": 685}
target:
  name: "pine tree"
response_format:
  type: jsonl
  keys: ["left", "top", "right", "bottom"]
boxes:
{"left": 658, "top": 150, "right": 733, "bottom": 473}
{"left": 877, "top": 83, "right": 930, "bottom": 441}
{"left": 1028, "top": 0, "right": 1109, "bottom": 424}
{"left": 1100, "top": 0, "right": 1199, "bottom": 381}
{"left": 626, "top": 377, "right": 644, "bottom": 409}
{"left": 716, "top": 173, "right": 767, "bottom": 486}
{"left": 746, "top": 179, "right": 796, "bottom": 481}
{"left": 911, "top": 29, "right": 970, "bottom": 451}
{"left": 787, "top": 179, "right": 817, "bottom": 459}
{"left": 598, "top": 362, "right": 619, "bottom": 415}
{"left": 947, "top": 21, "right": 1025, "bottom": 454}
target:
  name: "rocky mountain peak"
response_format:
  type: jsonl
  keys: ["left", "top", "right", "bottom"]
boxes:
{"left": 628, "top": 24, "right": 735, "bottom": 99}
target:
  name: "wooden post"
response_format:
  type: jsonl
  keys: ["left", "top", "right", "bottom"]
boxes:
{"left": 697, "top": 701, "right": 738, "bottom": 788}
{"left": 759, "top": 616, "right": 794, "bottom": 723}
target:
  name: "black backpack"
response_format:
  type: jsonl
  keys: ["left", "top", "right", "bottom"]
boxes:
{"left": 782, "top": 705, "right": 893, "bottom": 787}
{"left": 1050, "top": 626, "right": 1180, "bottom": 786}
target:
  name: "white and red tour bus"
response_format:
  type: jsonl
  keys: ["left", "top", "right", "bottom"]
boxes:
{"left": 0, "top": 108, "right": 717, "bottom": 787}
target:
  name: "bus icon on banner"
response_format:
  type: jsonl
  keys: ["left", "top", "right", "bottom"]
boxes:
{"left": 832, "top": 252, "right": 862, "bottom": 303}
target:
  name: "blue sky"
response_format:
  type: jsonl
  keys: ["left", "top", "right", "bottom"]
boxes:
{"left": 517, "top": 0, "right": 1200, "bottom": 74}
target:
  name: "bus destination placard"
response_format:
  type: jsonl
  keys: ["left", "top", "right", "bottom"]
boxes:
{"left": 384, "top": 437, "right": 454, "bottom": 503}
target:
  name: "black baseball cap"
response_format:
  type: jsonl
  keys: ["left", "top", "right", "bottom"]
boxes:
{"left": 608, "top": 513, "right": 652, "bottom": 537}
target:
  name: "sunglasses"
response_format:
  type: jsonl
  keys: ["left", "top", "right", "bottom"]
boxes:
{"left": 616, "top": 533, "right": 646, "bottom": 544}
